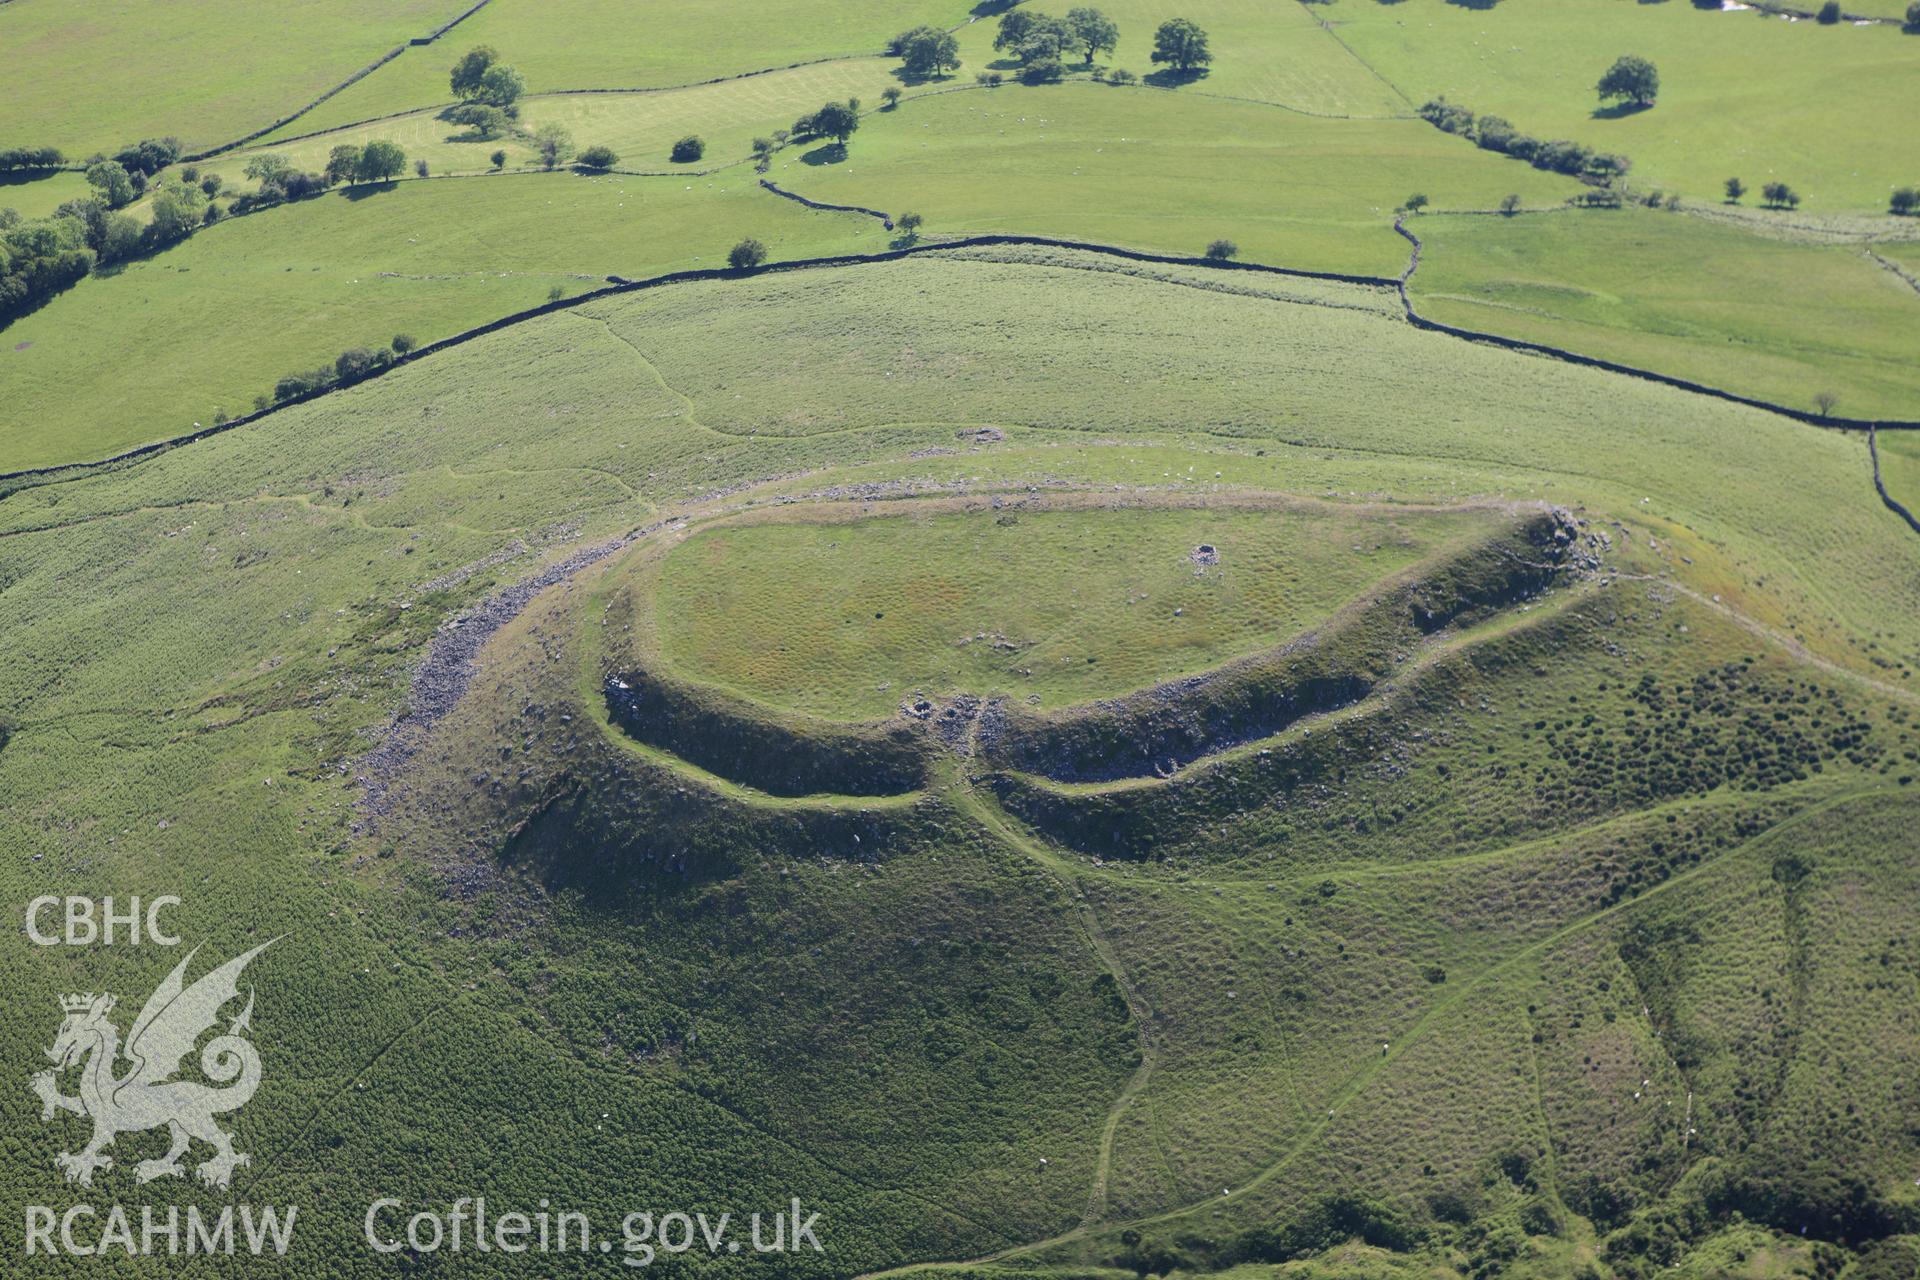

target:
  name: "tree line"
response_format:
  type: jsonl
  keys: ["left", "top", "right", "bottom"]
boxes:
{"left": 885, "top": 10, "right": 1209, "bottom": 88}
{"left": 1, "top": 138, "right": 215, "bottom": 325}
{"left": 1418, "top": 99, "right": 1632, "bottom": 184}
{"left": 0, "top": 146, "right": 66, "bottom": 172}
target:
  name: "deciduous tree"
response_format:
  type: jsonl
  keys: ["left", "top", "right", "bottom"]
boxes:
{"left": 450, "top": 46, "right": 499, "bottom": 100}
{"left": 324, "top": 145, "right": 361, "bottom": 186}
{"left": 1067, "top": 8, "right": 1119, "bottom": 63}
{"left": 810, "top": 101, "right": 860, "bottom": 145}
{"left": 478, "top": 63, "right": 525, "bottom": 108}
{"left": 895, "top": 26, "right": 961, "bottom": 77}
{"left": 1150, "top": 19, "right": 1211, "bottom": 74}
{"left": 354, "top": 140, "right": 407, "bottom": 182}
{"left": 85, "top": 161, "right": 137, "bottom": 209}
{"left": 1596, "top": 55, "right": 1659, "bottom": 109}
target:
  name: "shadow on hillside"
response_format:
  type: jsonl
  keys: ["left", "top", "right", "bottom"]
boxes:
{"left": 1591, "top": 101, "right": 1654, "bottom": 119}
{"left": 799, "top": 143, "right": 849, "bottom": 167}
{"left": 889, "top": 66, "right": 961, "bottom": 87}
{"left": 341, "top": 180, "right": 403, "bottom": 201}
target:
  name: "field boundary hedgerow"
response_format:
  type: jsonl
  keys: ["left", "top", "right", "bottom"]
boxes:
{"left": 1392, "top": 216, "right": 1920, "bottom": 433}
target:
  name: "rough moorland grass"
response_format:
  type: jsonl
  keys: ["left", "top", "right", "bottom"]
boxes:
{"left": 572, "top": 253, "right": 1920, "bottom": 675}
{"left": 0, "top": 172, "right": 878, "bottom": 472}
{"left": 788, "top": 82, "right": 1581, "bottom": 276}
{"left": 1878, "top": 429, "right": 1920, "bottom": 514}
{"left": 0, "top": 0, "right": 470, "bottom": 155}
{"left": 1330, "top": 0, "right": 1920, "bottom": 210}
{"left": 1408, "top": 206, "right": 1920, "bottom": 419}
{"left": 650, "top": 501, "right": 1496, "bottom": 719}
{"left": 4, "top": 252, "right": 1915, "bottom": 1278}
{"left": 269, "top": 0, "right": 966, "bottom": 142}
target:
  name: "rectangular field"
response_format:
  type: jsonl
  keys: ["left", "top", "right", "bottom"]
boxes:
{"left": 1408, "top": 207, "right": 1920, "bottom": 420}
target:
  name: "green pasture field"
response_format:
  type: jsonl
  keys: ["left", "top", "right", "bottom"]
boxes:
{"left": 209, "top": 60, "right": 920, "bottom": 188}
{"left": 1407, "top": 206, "right": 1920, "bottom": 419}
{"left": 0, "top": 0, "right": 471, "bottom": 156}
{"left": 946, "top": 0, "right": 1411, "bottom": 118}
{"left": 787, "top": 82, "right": 1582, "bottom": 276}
{"left": 225, "top": 0, "right": 1421, "bottom": 190}
{"left": 0, "top": 169, "right": 91, "bottom": 222}
{"left": 650, "top": 502, "right": 1497, "bottom": 719}
{"left": 1328, "top": 0, "right": 1920, "bottom": 210}
{"left": 0, "top": 172, "right": 878, "bottom": 472}
{"left": 265, "top": 0, "right": 966, "bottom": 143}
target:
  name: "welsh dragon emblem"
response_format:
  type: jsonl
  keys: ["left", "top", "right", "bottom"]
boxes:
{"left": 31, "top": 942, "right": 274, "bottom": 1190}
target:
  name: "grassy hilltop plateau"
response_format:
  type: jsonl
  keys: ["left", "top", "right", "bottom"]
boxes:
{"left": 4, "top": 0, "right": 1920, "bottom": 1277}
